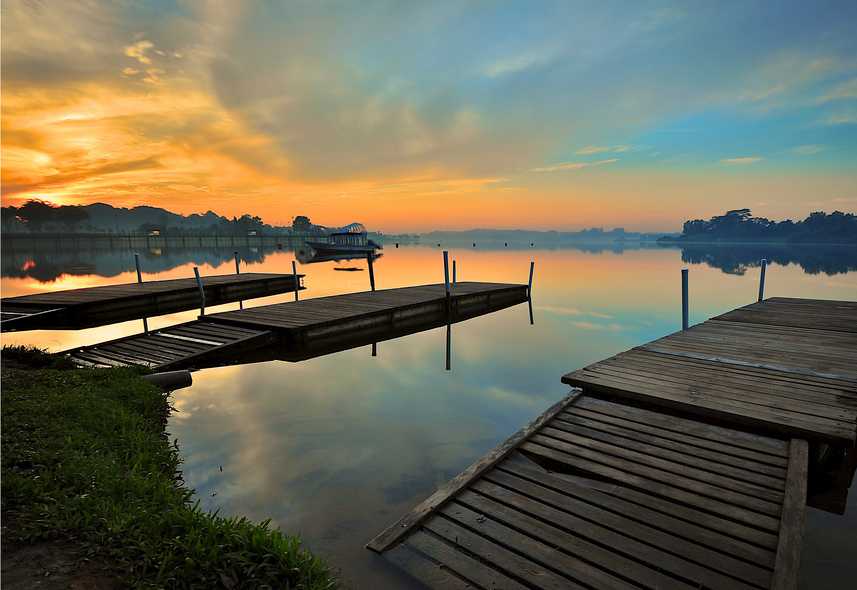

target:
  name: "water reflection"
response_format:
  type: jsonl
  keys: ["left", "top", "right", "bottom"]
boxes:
{"left": 2, "top": 243, "right": 856, "bottom": 589}
{"left": 675, "top": 243, "right": 857, "bottom": 275}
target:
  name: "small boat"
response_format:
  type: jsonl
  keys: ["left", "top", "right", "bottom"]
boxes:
{"left": 305, "top": 223, "right": 382, "bottom": 257}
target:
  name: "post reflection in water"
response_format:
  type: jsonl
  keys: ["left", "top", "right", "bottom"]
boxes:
{"left": 2, "top": 242, "right": 857, "bottom": 588}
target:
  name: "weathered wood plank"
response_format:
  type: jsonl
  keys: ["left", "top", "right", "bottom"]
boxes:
{"left": 366, "top": 389, "right": 581, "bottom": 552}
{"left": 771, "top": 439, "right": 809, "bottom": 590}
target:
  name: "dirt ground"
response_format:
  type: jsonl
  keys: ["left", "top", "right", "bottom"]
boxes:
{"left": 1, "top": 539, "right": 120, "bottom": 589}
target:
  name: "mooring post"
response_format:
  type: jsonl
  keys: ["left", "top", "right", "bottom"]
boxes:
{"left": 292, "top": 260, "right": 300, "bottom": 301}
{"left": 758, "top": 258, "right": 767, "bottom": 302}
{"left": 234, "top": 251, "right": 243, "bottom": 309}
{"left": 452, "top": 259, "right": 457, "bottom": 285}
{"left": 134, "top": 253, "right": 149, "bottom": 334}
{"left": 681, "top": 268, "right": 689, "bottom": 330}
{"left": 193, "top": 266, "right": 206, "bottom": 316}
{"left": 367, "top": 252, "right": 376, "bottom": 291}
{"left": 527, "top": 260, "right": 535, "bottom": 299}
{"left": 443, "top": 251, "right": 451, "bottom": 294}
{"left": 443, "top": 250, "right": 451, "bottom": 315}
{"left": 134, "top": 253, "right": 143, "bottom": 284}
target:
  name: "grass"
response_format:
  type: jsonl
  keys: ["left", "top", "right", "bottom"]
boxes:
{"left": 1, "top": 347, "right": 336, "bottom": 589}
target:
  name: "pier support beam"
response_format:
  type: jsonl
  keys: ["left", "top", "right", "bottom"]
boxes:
{"left": 135, "top": 253, "right": 149, "bottom": 334}
{"left": 758, "top": 259, "right": 768, "bottom": 302}
{"left": 367, "top": 253, "right": 376, "bottom": 291}
{"left": 681, "top": 268, "right": 689, "bottom": 330}
{"left": 193, "top": 267, "right": 206, "bottom": 316}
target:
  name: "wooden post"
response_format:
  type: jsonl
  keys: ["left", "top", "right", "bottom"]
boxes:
{"left": 527, "top": 260, "right": 535, "bottom": 299}
{"left": 681, "top": 268, "right": 689, "bottom": 331}
{"left": 194, "top": 267, "right": 205, "bottom": 316}
{"left": 758, "top": 259, "right": 767, "bottom": 302}
{"left": 452, "top": 259, "right": 457, "bottom": 285}
{"left": 234, "top": 251, "right": 243, "bottom": 310}
{"left": 372, "top": 342, "right": 377, "bottom": 357}
{"left": 367, "top": 252, "right": 376, "bottom": 291}
{"left": 443, "top": 251, "right": 451, "bottom": 294}
{"left": 443, "top": 251, "right": 451, "bottom": 316}
{"left": 134, "top": 253, "right": 149, "bottom": 334}
{"left": 292, "top": 260, "right": 300, "bottom": 301}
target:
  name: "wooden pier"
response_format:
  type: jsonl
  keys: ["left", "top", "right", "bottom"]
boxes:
{"left": 367, "top": 296, "right": 856, "bottom": 589}
{"left": 1, "top": 273, "right": 303, "bottom": 332}
{"left": 563, "top": 297, "right": 857, "bottom": 445}
{"left": 65, "top": 282, "right": 529, "bottom": 368}
{"left": 368, "top": 390, "right": 809, "bottom": 590}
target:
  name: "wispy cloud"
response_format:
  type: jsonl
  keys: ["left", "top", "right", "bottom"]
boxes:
{"left": 817, "top": 77, "right": 857, "bottom": 103}
{"left": 532, "top": 158, "right": 618, "bottom": 172}
{"left": 576, "top": 145, "right": 630, "bottom": 155}
{"left": 823, "top": 112, "right": 857, "bottom": 125}
{"left": 721, "top": 156, "right": 763, "bottom": 165}
{"left": 791, "top": 144, "right": 825, "bottom": 155}
{"left": 483, "top": 46, "right": 557, "bottom": 78}
{"left": 124, "top": 40, "right": 154, "bottom": 65}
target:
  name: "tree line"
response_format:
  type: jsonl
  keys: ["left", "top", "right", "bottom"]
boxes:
{"left": 663, "top": 209, "right": 857, "bottom": 243}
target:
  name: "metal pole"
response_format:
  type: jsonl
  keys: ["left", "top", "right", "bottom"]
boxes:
{"left": 134, "top": 253, "right": 148, "bottom": 334}
{"left": 681, "top": 268, "right": 689, "bottom": 331}
{"left": 527, "top": 260, "right": 535, "bottom": 299}
{"left": 234, "top": 251, "right": 243, "bottom": 309}
{"left": 758, "top": 259, "right": 767, "bottom": 302}
{"left": 193, "top": 267, "right": 205, "bottom": 316}
{"left": 367, "top": 253, "right": 376, "bottom": 291}
{"left": 452, "top": 259, "right": 457, "bottom": 285}
{"left": 292, "top": 260, "right": 300, "bottom": 301}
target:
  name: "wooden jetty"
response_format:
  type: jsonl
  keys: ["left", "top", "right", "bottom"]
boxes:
{"left": 368, "top": 390, "right": 809, "bottom": 590}
{"left": 1, "top": 273, "right": 303, "bottom": 332}
{"left": 367, "top": 296, "right": 856, "bottom": 588}
{"left": 65, "top": 282, "right": 529, "bottom": 369}
{"left": 563, "top": 297, "right": 857, "bottom": 445}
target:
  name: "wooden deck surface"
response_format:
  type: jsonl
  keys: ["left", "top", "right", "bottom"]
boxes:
{"left": 368, "top": 391, "right": 808, "bottom": 590}
{"left": 65, "top": 282, "right": 528, "bottom": 369}
{"left": 1, "top": 272, "right": 302, "bottom": 331}
{"left": 66, "top": 320, "right": 275, "bottom": 370}
{"left": 564, "top": 298, "right": 857, "bottom": 445}
{"left": 207, "top": 282, "right": 525, "bottom": 330}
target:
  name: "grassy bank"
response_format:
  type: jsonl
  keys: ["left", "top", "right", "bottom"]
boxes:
{"left": 1, "top": 347, "right": 336, "bottom": 588}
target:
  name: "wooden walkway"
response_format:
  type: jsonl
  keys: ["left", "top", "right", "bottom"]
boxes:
{"left": 65, "top": 282, "right": 528, "bottom": 368}
{"left": 1, "top": 273, "right": 303, "bottom": 331}
{"left": 66, "top": 320, "right": 276, "bottom": 370}
{"left": 368, "top": 390, "right": 809, "bottom": 590}
{"left": 563, "top": 298, "right": 857, "bottom": 445}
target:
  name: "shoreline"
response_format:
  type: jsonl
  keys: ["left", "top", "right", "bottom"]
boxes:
{"left": 0, "top": 347, "right": 336, "bottom": 589}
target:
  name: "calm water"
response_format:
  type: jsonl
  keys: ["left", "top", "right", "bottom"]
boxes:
{"left": 2, "top": 242, "right": 856, "bottom": 588}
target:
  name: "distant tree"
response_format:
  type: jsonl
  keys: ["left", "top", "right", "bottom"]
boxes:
{"left": 17, "top": 200, "right": 57, "bottom": 231}
{"left": 293, "top": 215, "right": 311, "bottom": 231}
{"left": 54, "top": 205, "right": 89, "bottom": 231}
{"left": 667, "top": 209, "right": 857, "bottom": 244}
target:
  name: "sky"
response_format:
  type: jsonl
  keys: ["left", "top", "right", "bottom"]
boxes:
{"left": 2, "top": 0, "right": 857, "bottom": 232}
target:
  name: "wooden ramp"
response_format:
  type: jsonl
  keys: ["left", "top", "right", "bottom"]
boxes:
{"left": 367, "top": 391, "right": 808, "bottom": 590}
{"left": 66, "top": 320, "right": 275, "bottom": 370}
{"left": 1, "top": 272, "right": 303, "bottom": 331}
{"left": 65, "top": 282, "right": 528, "bottom": 369}
{"left": 563, "top": 298, "right": 857, "bottom": 445}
